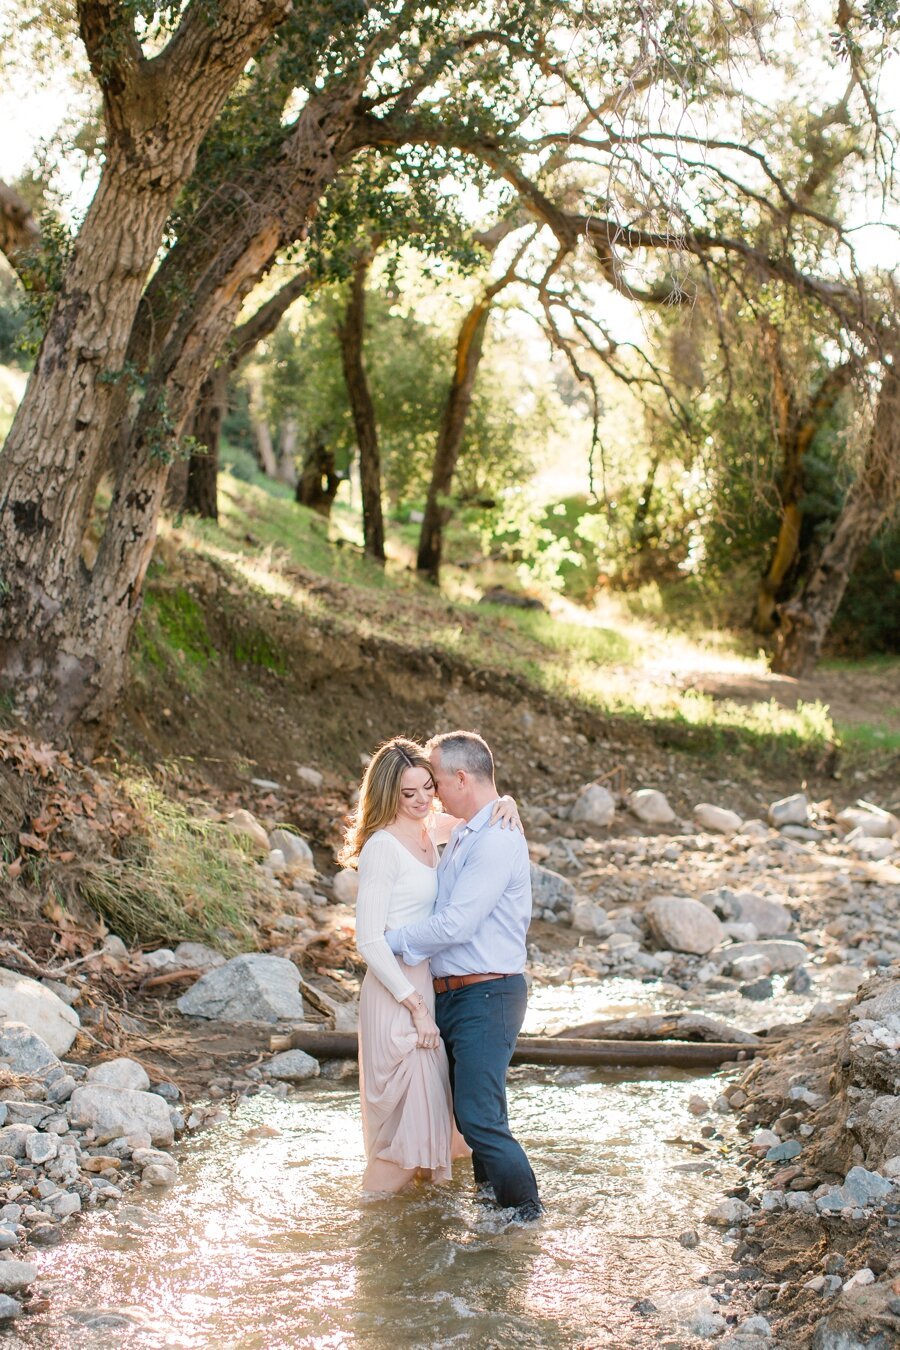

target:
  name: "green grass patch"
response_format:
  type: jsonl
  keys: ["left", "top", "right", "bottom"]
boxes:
{"left": 835, "top": 721, "right": 900, "bottom": 756}
{"left": 231, "top": 625, "right": 288, "bottom": 675}
{"left": 76, "top": 778, "right": 267, "bottom": 947}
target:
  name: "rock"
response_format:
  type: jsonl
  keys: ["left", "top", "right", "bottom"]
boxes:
{"left": 269, "top": 829, "right": 315, "bottom": 874}
{"left": 25, "top": 1133, "right": 58, "bottom": 1164}
{"left": 131, "top": 1147, "right": 176, "bottom": 1168}
{"left": 739, "top": 820, "right": 770, "bottom": 840}
{"left": 176, "top": 954, "right": 305, "bottom": 1024}
{"left": 150, "top": 1081, "right": 180, "bottom": 1104}
{"left": 694, "top": 804, "right": 742, "bottom": 834}
{"left": 268, "top": 848, "right": 286, "bottom": 873}
{"left": 740, "top": 977, "right": 774, "bottom": 1001}
{"left": 142, "top": 1164, "right": 177, "bottom": 1187}
{"left": 752, "top": 1129, "right": 780, "bottom": 1150}
{"left": 68, "top": 1086, "right": 174, "bottom": 1147}
{"left": 768, "top": 793, "right": 810, "bottom": 827}
{"left": 843, "top": 1268, "right": 875, "bottom": 1292}
{"left": 0, "top": 972, "right": 80, "bottom": 1057}
{"left": 225, "top": 809, "right": 270, "bottom": 853}
{"left": 250, "top": 777, "right": 281, "bottom": 791}
{"left": 295, "top": 766, "right": 324, "bottom": 790}
{"left": 49, "top": 1190, "right": 81, "bottom": 1217}
{"left": 733, "top": 893, "right": 793, "bottom": 938}
{"left": 882, "top": 1156, "right": 900, "bottom": 1177}
{"left": 0, "top": 1261, "right": 37, "bottom": 1296}
{"left": 645, "top": 896, "right": 724, "bottom": 955}
{"left": 0, "top": 1295, "right": 22, "bottom": 1321}
{"left": 262, "top": 1049, "right": 320, "bottom": 1082}
{"left": 40, "top": 978, "right": 79, "bottom": 1007}
{"left": 140, "top": 948, "right": 178, "bottom": 972}
{"left": 731, "top": 955, "right": 773, "bottom": 982}
{"left": 87, "top": 1058, "right": 151, "bottom": 1092}
{"left": 712, "top": 939, "right": 808, "bottom": 973}
{"left": 841, "top": 1165, "right": 894, "bottom": 1205}
{"left": 172, "top": 942, "right": 225, "bottom": 971}
{"left": 723, "top": 921, "right": 760, "bottom": 943}
{"left": 688, "top": 1095, "right": 709, "bottom": 1116}
{"left": 0, "top": 1020, "right": 58, "bottom": 1074}
{"left": 530, "top": 863, "right": 576, "bottom": 913}
{"left": 765, "top": 1139, "right": 802, "bottom": 1162}
{"left": 570, "top": 785, "right": 616, "bottom": 827}
{"left": 705, "top": 1197, "right": 751, "bottom": 1225}
{"left": 332, "top": 869, "right": 359, "bottom": 904}
{"left": 837, "top": 806, "right": 897, "bottom": 839}
{"left": 629, "top": 789, "right": 675, "bottom": 826}
{"left": 847, "top": 834, "right": 896, "bottom": 860}
{"left": 0, "top": 1125, "right": 37, "bottom": 1157}
{"left": 0, "top": 1228, "right": 19, "bottom": 1250}
{"left": 570, "top": 900, "right": 610, "bottom": 936}
{"left": 102, "top": 935, "right": 130, "bottom": 959}
{"left": 678, "top": 1230, "right": 700, "bottom": 1248}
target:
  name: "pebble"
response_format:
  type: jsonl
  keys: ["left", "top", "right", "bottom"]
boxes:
{"left": 705, "top": 1197, "right": 751, "bottom": 1225}
{"left": 765, "top": 1140, "right": 802, "bottom": 1163}
{"left": 843, "top": 1267, "right": 875, "bottom": 1291}
{"left": 0, "top": 1295, "right": 22, "bottom": 1321}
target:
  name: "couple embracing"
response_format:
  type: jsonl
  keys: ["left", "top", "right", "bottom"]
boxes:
{"left": 339, "top": 730, "right": 542, "bottom": 1224}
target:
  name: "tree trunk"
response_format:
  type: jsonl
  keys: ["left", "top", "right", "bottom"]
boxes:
{"left": 755, "top": 353, "right": 852, "bottom": 634}
{"left": 338, "top": 251, "right": 384, "bottom": 562}
{"left": 185, "top": 366, "right": 227, "bottom": 520}
{"left": 0, "top": 0, "right": 291, "bottom": 732}
{"left": 253, "top": 416, "right": 278, "bottom": 477}
{"left": 772, "top": 357, "right": 900, "bottom": 675}
{"left": 296, "top": 441, "right": 340, "bottom": 517}
{"left": 416, "top": 301, "right": 491, "bottom": 581}
{"left": 278, "top": 417, "right": 299, "bottom": 487}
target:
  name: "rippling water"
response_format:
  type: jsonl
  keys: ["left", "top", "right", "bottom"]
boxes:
{"left": 7, "top": 1058, "right": 743, "bottom": 1350}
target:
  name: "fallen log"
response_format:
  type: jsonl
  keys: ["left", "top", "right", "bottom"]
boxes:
{"left": 269, "top": 1027, "right": 756, "bottom": 1069}
{"left": 555, "top": 1013, "right": 760, "bottom": 1046}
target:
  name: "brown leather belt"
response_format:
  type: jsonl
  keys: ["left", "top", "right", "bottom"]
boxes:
{"left": 432, "top": 972, "right": 514, "bottom": 994}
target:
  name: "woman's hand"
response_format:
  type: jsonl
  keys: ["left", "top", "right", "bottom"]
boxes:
{"left": 401, "top": 992, "right": 441, "bottom": 1049}
{"left": 410, "top": 1003, "right": 441, "bottom": 1050}
{"left": 490, "top": 794, "right": 523, "bottom": 832}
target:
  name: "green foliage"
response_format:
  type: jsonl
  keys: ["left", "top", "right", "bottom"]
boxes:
{"left": 0, "top": 275, "right": 29, "bottom": 368}
{"left": 830, "top": 524, "right": 900, "bottom": 654}
{"left": 231, "top": 625, "right": 288, "bottom": 675}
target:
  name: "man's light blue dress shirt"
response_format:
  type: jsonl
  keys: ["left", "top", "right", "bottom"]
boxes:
{"left": 385, "top": 800, "right": 532, "bottom": 977}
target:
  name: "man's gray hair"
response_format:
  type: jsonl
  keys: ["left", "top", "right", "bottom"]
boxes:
{"left": 427, "top": 730, "right": 494, "bottom": 782}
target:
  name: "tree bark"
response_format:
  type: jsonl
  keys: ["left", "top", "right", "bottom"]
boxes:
{"left": 278, "top": 417, "right": 299, "bottom": 487}
{"left": 0, "top": 180, "right": 42, "bottom": 278}
{"left": 754, "top": 340, "right": 851, "bottom": 634}
{"left": 338, "top": 250, "right": 384, "bottom": 562}
{"left": 296, "top": 441, "right": 341, "bottom": 517}
{"left": 772, "top": 355, "right": 900, "bottom": 675}
{"left": 0, "top": 0, "right": 291, "bottom": 732}
{"left": 253, "top": 415, "right": 279, "bottom": 478}
{"left": 416, "top": 300, "right": 492, "bottom": 581}
{"left": 185, "top": 364, "right": 227, "bottom": 520}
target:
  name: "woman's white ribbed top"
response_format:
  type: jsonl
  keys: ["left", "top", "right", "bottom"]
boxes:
{"left": 355, "top": 829, "right": 439, "bottom": 1001}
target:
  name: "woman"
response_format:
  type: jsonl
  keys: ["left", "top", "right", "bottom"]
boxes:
{"left": 339, "top": 736, "right": 520, "bottom": 1194}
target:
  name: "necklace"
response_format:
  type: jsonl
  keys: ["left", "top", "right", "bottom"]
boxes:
{"left": 390, "top": 822, "right": 430, "bottom": 855}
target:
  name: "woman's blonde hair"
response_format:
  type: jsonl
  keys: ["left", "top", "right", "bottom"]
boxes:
{"left": 338, "top": 737, "right": 434, "bottom": 868}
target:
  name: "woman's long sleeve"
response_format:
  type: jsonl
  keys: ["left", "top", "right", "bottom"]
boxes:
{"left": 355, "top": 834, "right": 416, "bottom": 1001}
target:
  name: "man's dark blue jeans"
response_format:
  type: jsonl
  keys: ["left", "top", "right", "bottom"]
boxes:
{"left": 435, "top": 974, "right": 540, "bottom": 1210}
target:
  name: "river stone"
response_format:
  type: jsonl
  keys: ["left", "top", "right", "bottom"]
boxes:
{"left": 645, "top": 896, "right": 724, "bottom": 955}
{"left": 269, "top": 829, "right": 315, "bottom": 873}
{"left": 68, "top": 1086, "right": 174, "bottom": 1147}
{"left": 768, "top": 793, "right": 809, "bottom": 827}
{"left": 0, "top": 1261, "right": 37, "bottom": 1296}
{"left": 837, "top": 806, "right": 898, "bottom": 839}
{"left": 0, "top": 971, "right": 80, "bottom": 1057}
{"left": 733, "top": 893, "right": 793, "bottom": 938}
{"left": 848, "top": 833, "right": 896, "bottom": 860}
{"left": 694, "top": 804, "right": 742, "bottom": 835}
{"left": 172, "top": 942, "right": 226, "bottom": 971}
{"left": 570, "top": 899, "right": 610, "bottom": 936}
{"left": 332, "top": 869, "right": 359, "bottom": 904}
{"left": 0, "top": 1295, "right": 22, "bottom": 1321}
{"left": 176, "top": 954, "right": 305, "bottom": 1023}
{"left": 629, "top": 789, "right": 675, "bottom": 826}
{"left": 530, "top": 863, "right": 576, "bottom": 913}
{"left": 731, "top": 954, "right": 773, "bottom": 982}
{"left": 570, "top": 784, "right": 615, "bottom": 827}
{"left": 0, "top": 1125, "right": 37, "bottom": 1157}
{"left": 25, "top": 1132, "right": 58, "bottom": 1165}
{"left": 705, "top": 1197, "right": 751, "bottom": 1225}
{"left": 712, "top": 939, "right": 808, "bottom": 973}
{"left": 225, "top": 809, "right": 270, "bottom": 853}
{"left": 142, "top": 1164, "right": 177, "bottom": 1187}
{"left": 262, "top": 1049, "right": 320, "bottom": 1082}
{"left": 87, "top": 1058, "right": 151, "bottom": 1092}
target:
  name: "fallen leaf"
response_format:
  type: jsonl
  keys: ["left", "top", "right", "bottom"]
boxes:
{"left": 19, "top": 832, "right": 48, "bottom": 851}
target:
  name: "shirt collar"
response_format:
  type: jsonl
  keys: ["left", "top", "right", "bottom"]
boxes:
{"left": 465, "top": 799, "right": 498, "bottom": 833}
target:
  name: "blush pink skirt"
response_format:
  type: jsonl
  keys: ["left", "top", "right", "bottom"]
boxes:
{"left": 358, "top": 958, "right": 469, "bottom": 1185}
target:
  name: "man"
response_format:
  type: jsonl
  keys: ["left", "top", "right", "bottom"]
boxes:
{"left": 385, "top": 729, "right": 542, "bottom": 1222}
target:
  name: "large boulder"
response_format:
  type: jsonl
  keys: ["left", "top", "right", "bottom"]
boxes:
{"left": 0, "top": 969, "right": 80, "bottom": 1057}
{"left": 0, "top": 1022, "right": 61, "bottom": 1076}
{"left": 332, "top": 869, "right": 359, "bottom": 904}
{"left": 176, "top": 953, "right": 305, "bottom": 1023}
{"left": 645, "top": 896, "right": 725, "bottom": 955}
{"left": 629, "top": 789, "right": 676, "bottom": 826}
{"left": 87, "top": 1058, "right": 151, "bottom": 1092}
{"left": 68, "top": 1085, "right": 174, "bottom": 1147}
{"left": 711, "top": 939, "right": 807, "bottom": 973}
{"left": 530, "top": 863, "right": 576, "bottom": 913}
{"left": 570, "top": 785, "right": 616, "bottom": 828}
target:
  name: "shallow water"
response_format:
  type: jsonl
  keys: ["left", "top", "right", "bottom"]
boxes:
{"left": 6, "top": 1059, "right": 744, "bottom": 1350}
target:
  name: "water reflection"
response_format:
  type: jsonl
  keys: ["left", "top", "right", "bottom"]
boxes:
{"left": 5, "top": 1063, "right": 742, "bottom": 1350}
